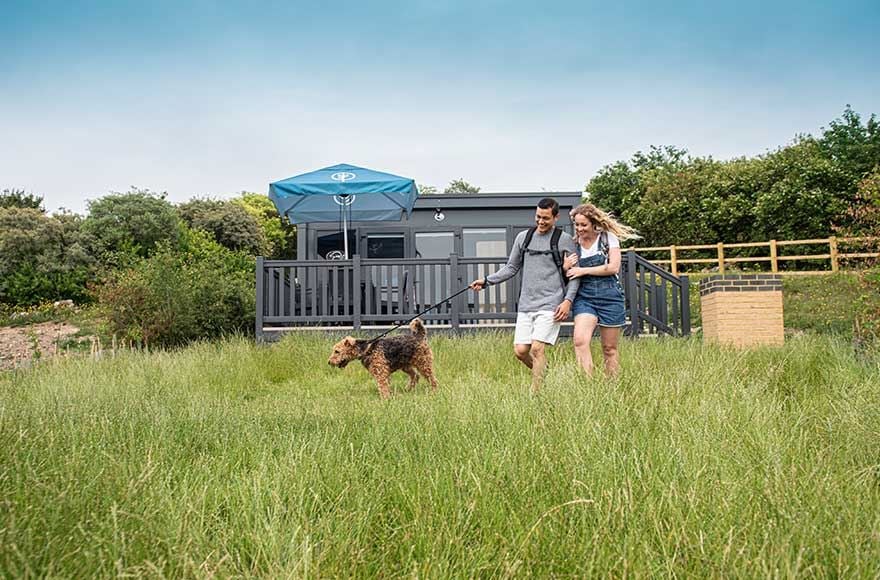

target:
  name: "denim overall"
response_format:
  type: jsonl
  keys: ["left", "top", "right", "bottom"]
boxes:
{"left": 571, "top": 234, "right": 626, "bottom": 327}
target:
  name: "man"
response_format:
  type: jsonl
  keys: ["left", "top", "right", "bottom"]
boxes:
{"left": 469, "top": 197, "right": 579, "bottom": 392}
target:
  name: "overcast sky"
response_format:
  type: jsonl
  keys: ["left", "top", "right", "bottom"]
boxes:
{"left": 2, "top": 0, "right": 878, "bottom": 214}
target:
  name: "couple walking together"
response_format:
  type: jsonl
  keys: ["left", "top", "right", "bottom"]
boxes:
{"left": 469, "top": 197, "right": 638, "bottom": 391}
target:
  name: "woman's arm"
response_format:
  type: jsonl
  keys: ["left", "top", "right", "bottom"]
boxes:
{"left": 566, "top": 247, "right": 621, "bottom": 278}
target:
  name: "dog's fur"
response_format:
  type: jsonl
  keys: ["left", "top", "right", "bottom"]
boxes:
{"left": 327, "top": 318, "right": 438, "bottom": 399}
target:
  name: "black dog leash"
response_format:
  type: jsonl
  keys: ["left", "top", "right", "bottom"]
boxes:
{"left": 365, "top": 285, "right": 472, "bottom": 344}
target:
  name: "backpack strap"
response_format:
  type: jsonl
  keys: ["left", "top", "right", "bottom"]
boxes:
{"left": 520, "top": 227, "right": 567, "bottom": 291}
{"left": 520, "top": 227, "right": 537, "bottom": 260}
{"left": 550, "top": 227, "right": 567, "bottom": 290}
{"left": 550, "top": 227, "right": 563, "bottom": 269}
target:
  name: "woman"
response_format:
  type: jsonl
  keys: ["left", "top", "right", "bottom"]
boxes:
{"left": 565, "top": 203, "right": 639, "bottom": 376}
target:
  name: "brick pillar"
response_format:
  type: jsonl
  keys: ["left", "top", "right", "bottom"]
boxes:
{"left": 700, "top": 275, "right": 784, "bottom": 347}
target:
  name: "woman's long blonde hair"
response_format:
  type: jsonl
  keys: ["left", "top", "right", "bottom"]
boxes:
{"left": 570, "top": 203, "right": 640, "bottom": 241}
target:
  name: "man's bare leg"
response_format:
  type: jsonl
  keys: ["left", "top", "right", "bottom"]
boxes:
{"left": 514, "top": 343, "right": 533, "bottom": 369}
{"left": 529, "top": 340, "right": 548, "bottom": 393}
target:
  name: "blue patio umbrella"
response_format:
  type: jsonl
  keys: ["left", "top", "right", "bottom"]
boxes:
{"left": 269, "top": 163, "right": 419, "bottom": 258}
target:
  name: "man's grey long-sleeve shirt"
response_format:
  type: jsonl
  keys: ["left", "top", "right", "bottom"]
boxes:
{"left": 485, "top": 228, "right": 579, "bottom": 313}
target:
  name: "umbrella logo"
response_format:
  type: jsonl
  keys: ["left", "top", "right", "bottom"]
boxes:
{"left": 333, "top": 194, "right": 356, "bottom": 206}
{"left": 330, "top": 172, "right": 357, "bottom": 182}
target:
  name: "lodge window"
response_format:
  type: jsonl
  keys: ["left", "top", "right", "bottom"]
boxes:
{"left": 365, "top": 233, "right": 405, "bottom": 259}
{"left": 415, "top": 231, "right": 454, "bottom": 258}
{"left": 463, "top": 228, "right": 507, "bottom": 258}
{"left": 317, "top": 230, "right": 357, "bottom": 260}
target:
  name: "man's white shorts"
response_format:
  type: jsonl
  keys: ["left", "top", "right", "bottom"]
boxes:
{"left": 514, "top": 311, "right": 561, "bottom": 345}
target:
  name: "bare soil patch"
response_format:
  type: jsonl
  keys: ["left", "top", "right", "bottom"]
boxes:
{"left": 0, "top": 322, "right": 83, "bottom": 370}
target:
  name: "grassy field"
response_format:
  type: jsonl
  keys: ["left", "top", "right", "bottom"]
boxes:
{"left": 1, "top": 332, "right": 879, "bottom": 578}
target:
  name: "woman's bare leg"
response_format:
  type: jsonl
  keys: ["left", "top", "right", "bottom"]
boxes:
{"left": 573, "top": 314, "right": 598, "bottom": 376}
{"left": 599, "top": 326, "right": 621, "bottom": 377}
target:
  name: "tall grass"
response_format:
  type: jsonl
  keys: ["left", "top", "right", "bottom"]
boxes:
{"left": 1, "top": 333, "right": 879, "bottom": 577}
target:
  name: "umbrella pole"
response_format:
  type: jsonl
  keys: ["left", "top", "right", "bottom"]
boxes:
{"left": 343, "top": 208, "right": 349, "bottom": 259}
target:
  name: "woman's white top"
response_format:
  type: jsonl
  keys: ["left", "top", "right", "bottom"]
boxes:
{"left": 578, "top": 231, "right": 620, "bottom": 257}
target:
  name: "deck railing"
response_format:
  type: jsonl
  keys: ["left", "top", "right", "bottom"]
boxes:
{"left": 256, "top": 252, "right": 690, "bottom": 340}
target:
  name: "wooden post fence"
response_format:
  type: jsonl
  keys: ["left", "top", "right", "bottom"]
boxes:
{"left": 770, "top": 239, "right": 778, "bottom": 273}
{"left": 830, "top": 236, "right": 839, "bottom": 272}
{"left": 629, "top": 236, "right": 878, "bottom": 274}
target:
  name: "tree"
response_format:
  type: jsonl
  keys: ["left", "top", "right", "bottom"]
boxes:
{"left": 82, "top": 188, "right": 183, "bottom": 261}
{"left": 623, "top": 158, "right": 719, "bottom": 246}
{"left": 817, "top": 105, "right": 880, "bottom": 184}
{"left": 1, "top": 188, "right": 44, "bottom": 211}
{"left": 752, "top": 137, "right": 851, "bottom": 240}
{"left": 444, "top": 179, "right": 480, "bottom": 194}
{"left": 417, "top": 184, "right": 438, "bottom": 195}
{"left": 839, "top": 167, "right": 880, "bottom": 237}
{"left": 584, "top": 108, "right": 880, "bottom": 247}
{"left": 232, "top": 192, "right": 297, "bottom": 258}
{"left": 584, "top": 161, "right": 640, "bottom": 219}
{"left": 586, "top": 145, "right": 689, "bottom": 218}
{"left": 178, "top": 197, "right": 268, "bottom": 256}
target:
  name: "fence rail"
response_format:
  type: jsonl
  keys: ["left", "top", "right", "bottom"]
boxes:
{"left": 630, "top": 236, "right": 879, "bottom": 275}
{"left": 256, "top": 252, "right": 690, "bottom": 341}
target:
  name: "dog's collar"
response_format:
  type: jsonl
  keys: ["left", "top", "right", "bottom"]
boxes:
{"left": 356, "top": 339, "right": 376, "bottom": 357}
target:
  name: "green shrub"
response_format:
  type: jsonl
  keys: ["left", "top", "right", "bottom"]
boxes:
{"left": 0, "top": 208, "right": 95, "bottom": 306}
{"left": 97, "top": 230, "right": 255, "bottom": 347}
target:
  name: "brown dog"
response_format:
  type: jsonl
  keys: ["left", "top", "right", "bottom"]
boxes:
{"left": 327, "top": 318, "right": 438, "bottom": 399}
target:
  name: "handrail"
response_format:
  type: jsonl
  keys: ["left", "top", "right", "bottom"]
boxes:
{"left": 624, "top": 249, "right": 684, "bottom": 283}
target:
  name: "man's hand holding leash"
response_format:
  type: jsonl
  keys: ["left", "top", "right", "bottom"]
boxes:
{"left": 469, "top": 278, "right": 488, "bottom": 291}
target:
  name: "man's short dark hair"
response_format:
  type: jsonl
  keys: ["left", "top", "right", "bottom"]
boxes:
{"left": 537, "top": 197, "right": 559, "bottom": 216}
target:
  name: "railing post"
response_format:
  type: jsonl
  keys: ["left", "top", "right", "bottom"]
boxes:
{"left": 770, "top": 240, "right": 778, "bottom": 273}
{"left": 829, "top": 236, "right": 839, "bottom": 272}
{"left": 450, "top": 254, "right": 461, "bottom": 333}
{"left": 352, "top": 254, "right": 362, "bottom": 330}
{"left": 680, "top": 275, "right": 691, "bottom": 336}
{"left": 626, "top": 250, "right": 639, "bottom": 337}
{"left": 255, "top": 256, "right": 264, "bottom": 342}
{"left": 717, "top": 242, "right": 725, "bottom": 274}
{"left": 670, "top": 245, "right": 678, "bottom": 276}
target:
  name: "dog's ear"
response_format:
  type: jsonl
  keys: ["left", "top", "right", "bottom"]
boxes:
{"left": 343, "top": 336, "right": 356, "bottom": 345}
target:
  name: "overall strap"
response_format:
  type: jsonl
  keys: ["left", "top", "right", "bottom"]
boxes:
{"left": 598, "top": 231, "right": 620, "bottom": 282}
{"left": 599, "top": 231, "right": 609, "bottom": 263}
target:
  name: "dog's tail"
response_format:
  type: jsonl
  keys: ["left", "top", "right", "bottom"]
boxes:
{"left": 409, "top": 318, "right": 427, "bottom": 340}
